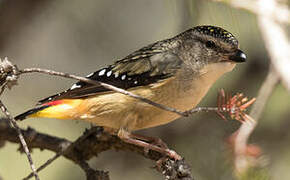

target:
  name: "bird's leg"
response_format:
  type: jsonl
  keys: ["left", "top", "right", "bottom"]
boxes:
{"left": 124, "top": 132, "right": 175, "bottom": 170}
{"left": 128, "top": 133, "right": 169, "bottom": 149}
{"left": 117, "top": 129, "right": 182, "bottom": 160}
{"left": 128, "top": 133, "right": 168, "bottom": 156}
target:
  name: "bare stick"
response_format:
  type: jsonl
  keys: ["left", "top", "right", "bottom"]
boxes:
{"left": 23, "top": 127, "right": 101, "bottom": 180}
{"left": 0, "top": 101, "right": 40, "bottom": 180}
{"left": 249, "top": 68, "right": 279, "bottom": 119}
{"left": 0, "top": 58, "right": 39, "bottom": 180}
{"left": 23, "top": 154, "right": 60, "bottom": 180}
{"left": 234, "top": 68, "right": 279, "bottom": 173}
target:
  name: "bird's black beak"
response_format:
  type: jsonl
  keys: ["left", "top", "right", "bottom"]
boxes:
{"left": 229, "top": 49, "right": 246, "bottom": 63}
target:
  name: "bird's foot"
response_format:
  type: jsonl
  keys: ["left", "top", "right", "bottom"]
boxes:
{"left": 117, "top": 129, "right": 182, "bottom": 161}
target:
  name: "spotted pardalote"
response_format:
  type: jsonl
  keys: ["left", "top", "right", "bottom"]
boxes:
{"left": 15, "top": 25, "right": 246, "bottom": 159}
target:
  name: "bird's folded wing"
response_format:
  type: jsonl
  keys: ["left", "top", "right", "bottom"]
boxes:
{"left": 38, "top": 42, "right": 183, "bottom": 104}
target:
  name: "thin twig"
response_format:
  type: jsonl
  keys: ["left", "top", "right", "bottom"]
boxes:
{"left": 249, "top": 68, "right": 279, "bottom": 119}
{"left": 234, "top": 67, "right": 279, "bottom": 173}
{"left": 0, "top": 58, "right": 39, "bottom": 179}
{"left": 0, "top": 101, "right": 40, "bottom": 180}
{"left": 0, "top": 83, "right": 7, "bottom": 96}
{"left": 23, "top": 154, "right": 60, "bottom": 180}
{"left": 23, "top": 127, "right": 101, "bottom": 180}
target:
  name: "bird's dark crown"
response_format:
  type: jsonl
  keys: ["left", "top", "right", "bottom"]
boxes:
{"left": 192, "top": 25, "right": 238, "bottom": 47}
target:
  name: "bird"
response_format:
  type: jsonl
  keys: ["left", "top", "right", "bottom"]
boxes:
{"left": 15, "top": 25, "right": 246, "bottom": 160}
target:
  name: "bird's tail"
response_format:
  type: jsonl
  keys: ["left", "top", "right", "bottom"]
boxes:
{"left": 15, "top": 99, "right": 84, "bottom": 121}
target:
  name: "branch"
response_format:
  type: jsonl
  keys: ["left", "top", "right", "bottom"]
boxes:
{"left": 0, "top": 118, "right": 193, "bottom": 180}
{"left": 234, "top": 67, "right": 279, "bottom": 173}
{"left": 0, "top": 103, "right": 40, "bottom": 179}
{"left": 249, "top": 68, "right": 279, "bottom": 119}
{"left": 0, "top": 59, "right": 39, "bottom": 180}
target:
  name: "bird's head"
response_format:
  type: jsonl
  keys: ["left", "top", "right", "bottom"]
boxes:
{"left": 176, "top": 25, "right": 246, "bottom": 72}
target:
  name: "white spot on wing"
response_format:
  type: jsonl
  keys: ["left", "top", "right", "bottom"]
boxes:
{"left": 98, "top": 69, "right": 106, "bottom": 76}
{"left": 134, "top": 81, "right": 138, "bottom": 84}
{"left": 70, "top": 84, "right": 81, "bottom": 90}
{"left": 106, "top": 71, "right": 112, "bottom": 77}
{"left": 121, "top": 75, "right": 126, "bottom": 80}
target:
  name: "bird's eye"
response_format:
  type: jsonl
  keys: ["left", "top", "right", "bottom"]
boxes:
{"left": 205, "top": 41, "right": 216, "bottom": 48}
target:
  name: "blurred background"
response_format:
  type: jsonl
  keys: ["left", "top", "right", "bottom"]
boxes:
{"left": 0, "top": 0, "right": 289, "bottom": 179}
